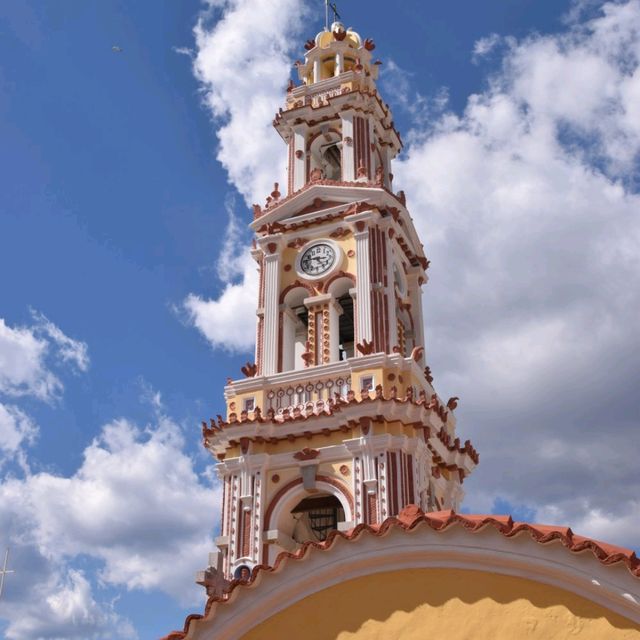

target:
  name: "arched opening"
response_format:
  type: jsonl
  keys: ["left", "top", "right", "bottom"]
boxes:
{"left": 337, "top": 294, "right": 354, "bottom": 360}
{"left": 291, "top": 494, "right": 345, "bottom": 543}
{"left": 344, "top": 56, "right": 356, "bottom": 72}
{"left": 393, "top": 262, "right": 407, "bottom": 296}
{"left": 309, "top": 132, "right": 342, "bottom": 182}
{"left": 282, "top": 287, "right": 310, "bottom": 372}
{"left": 320, "top": 57, "right": 335, "bottom": 80}
{"left": 398, "top": 307, "right": 415, "bottom": 356}
{"left": 266, "top": 479, "right": 354, "bottom": 565}
{"left": 329, "top": 276, "right": 355, "bottom": 361}
{"left": 322, "top": 143, "right": 342, "bottom": 180}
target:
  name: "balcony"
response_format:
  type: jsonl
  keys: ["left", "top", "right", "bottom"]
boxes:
{"left": 224, "top": 353, "right": 431, "bottom": 420}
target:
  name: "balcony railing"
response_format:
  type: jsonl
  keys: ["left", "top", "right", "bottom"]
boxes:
{"left": 265, "top": 373, "right": 352, "bottom": 416}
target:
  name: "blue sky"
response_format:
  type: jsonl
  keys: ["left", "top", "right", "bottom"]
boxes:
{"left": 1, "top": 0, "right": 639, "bottom": 637}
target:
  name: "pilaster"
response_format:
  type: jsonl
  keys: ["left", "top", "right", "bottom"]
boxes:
{"left": 292, "top": 124, "right": 307, "bottom": 192}
{"left": 340, "top": 111, "right": 355, "bottom": 181}
{"left": 346, "top": 210, "right": 376, "bottom": 349}
{"left": 257, "top": 238, "right": 284, "bottom": 376}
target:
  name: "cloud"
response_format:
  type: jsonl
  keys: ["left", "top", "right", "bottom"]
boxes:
{"left": 31, "top": 309, "right": 90, "bottom": 373}
{"left": 0, "top": 317, "right": 61, "bottom": 401}
{"left": 216, "top": 193, "right": 251, "bottom": 283}
{"left": 3, "top": 566, "right": 137, "bottom": 640}
{"left": 0, "top": 312, "right": 89, "bottom": 402}
{"left": 0, "top": 405, "right": 217, "bottom": 637}
{"left": 183, "top": 253, "right": 259, "bottom": 353}
{"left": 472, "top": 33, "right": 503, "bottom": 62}
{"left": 192, "top": 0, "right": 309, "bottom": 206}
{"left": 392, "top": 0, "right": 640, "bottom": 548}
{"left": 0, "top": 403, "right": 37, "bottom": 471}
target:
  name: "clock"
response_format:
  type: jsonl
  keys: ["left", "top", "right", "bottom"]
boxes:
{"left": 297, "top": 241, "right": 340, "bottom": 279}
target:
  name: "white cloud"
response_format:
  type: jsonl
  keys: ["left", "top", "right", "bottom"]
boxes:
{"left": 31, "top": 309, "right": 90, "bottom": 373}
{"left": 0, "top": 403, "right": 37, "bottom": 470}
{"left": 472, "top": 32, "right": 502, "bottom": 60}
{"left": 0, "top": 312, "right": 90, "bottom": 470}
{"left": 4, "top": 415, "right": 215, "bottom": 602}
{"left": 393, "top": 0, "right": 640, "bottom": 548}
{"left": 0, "top": 317, "right": 61, "bottom": 401}
{"left": 216, "top": 194, "right": 251, "bottom": 283}
{"left": 183, "top": 252, "right": 259, "bottom": 353}
{"left": 4, "top": 568, "right": 137, "bottom": 640}
{"left": 0, "top": 407, "right": 217, "bottom": 636}
{"left": 192, "top": 0, "right": 308, "bottom": 206}
{"left": 0, "top": 312, "right": 89, "bottom": 402}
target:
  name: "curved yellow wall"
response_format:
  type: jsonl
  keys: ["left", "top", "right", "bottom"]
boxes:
{"left": 242, "top": 568, "right": 640, "bottom": 639}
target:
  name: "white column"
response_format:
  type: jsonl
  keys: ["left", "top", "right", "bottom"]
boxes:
{"left": 293, "top": 125, "right": 307, "bottom": 191}
{"left": 335, "top": 51, "right": 344, "bottom": 76}
{"left": 341, "top": 111, "right": 354, "bottom": 181}
{"left": 313, "top": 57, "right": 321, "bottom": 83}
{"left": 262, "top": 250, "right": 281, "bottom": 375}
{"left": 386, "top": 240, "right": 399, "bottom": 352}
{"left": 407, "top": 269, "right": 425, "bottom": 358}
{"left": 354, "top": 226, "right": 372, "bottom": 347}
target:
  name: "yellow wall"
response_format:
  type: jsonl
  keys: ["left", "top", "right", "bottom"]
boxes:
{"left": 242, "top": 568, "right": 640, "bottom": 640}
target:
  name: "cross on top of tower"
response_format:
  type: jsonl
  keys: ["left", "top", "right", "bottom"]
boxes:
{"left": 325, "top": 0, "right": 341, "bottom": 31}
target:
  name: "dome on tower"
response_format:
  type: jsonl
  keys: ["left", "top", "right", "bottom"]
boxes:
{"left": 314, "top": 24, "right": 361, "bottom": 49}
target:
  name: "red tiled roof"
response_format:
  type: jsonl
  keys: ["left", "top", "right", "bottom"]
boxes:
{"left": 204, "top": 387, "right": 480, "bottom": 464}
{"left": 160, "top": 505, "right": 640, "bottom": 640}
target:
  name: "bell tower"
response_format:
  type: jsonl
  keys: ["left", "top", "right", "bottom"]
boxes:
{"left": 197, "top": 21, "right": 478, "bottom": 594}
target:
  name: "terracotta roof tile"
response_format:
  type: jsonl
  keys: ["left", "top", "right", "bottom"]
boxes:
{"left": 160, "top": 505, "right": 639, "bottom": 640}
{"left": 203, "top": 387, "right": 479, "bottom": 464}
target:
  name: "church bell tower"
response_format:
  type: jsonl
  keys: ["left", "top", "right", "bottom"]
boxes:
{"left": 197, "top": 20, "right": 478, "bottom": 593}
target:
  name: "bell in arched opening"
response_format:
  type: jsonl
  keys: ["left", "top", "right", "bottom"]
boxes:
{"left": 291, "top": 494, "right": 345, "bottom": 543}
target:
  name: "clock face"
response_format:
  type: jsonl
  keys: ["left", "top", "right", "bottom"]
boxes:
{"left": 299, "top": 242, "right": 337, "bottom": 277}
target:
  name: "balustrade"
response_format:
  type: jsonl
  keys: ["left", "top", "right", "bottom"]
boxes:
{"left": 265, "top": 374, "right": 352, "bottom": 416}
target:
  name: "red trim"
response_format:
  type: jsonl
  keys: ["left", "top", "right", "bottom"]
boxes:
{"left": 241, "top": 509, "right": 251, "bottom": 558}
{"left": 279, "top": 280, "right": 315, "bottom": 304}
{"left": 367, "top": 491, "right": 378, "bottom": 524}
{"left": 323, "top": 270, "right": 355, "bottom": 292}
